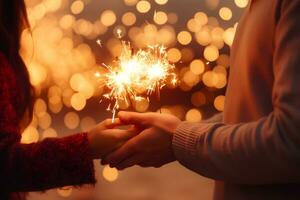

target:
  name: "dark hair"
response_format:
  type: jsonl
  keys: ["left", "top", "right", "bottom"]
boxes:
{"left": 0, "top": 1, "right": 34, "bottom": 125}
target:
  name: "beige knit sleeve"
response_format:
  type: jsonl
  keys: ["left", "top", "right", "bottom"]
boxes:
{"left": 172, "top": 0, "right": 300, "bottom": 185}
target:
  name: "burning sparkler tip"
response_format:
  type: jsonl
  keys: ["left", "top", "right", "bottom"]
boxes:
{"left": 98, "top": 41, "right": 177, "bottom": 119}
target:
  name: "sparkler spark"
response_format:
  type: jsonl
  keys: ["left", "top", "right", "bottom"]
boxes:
{"left": 94, "top": 72, "right": 101, "bottom": 77}
{"left": 97, "top": 41, "right": 177, "bottom": 121}
{"left": 116, "top": 29, "right": 123, "bottom": 39}
{"left": 96, "top": 39, "right": 103, "bottom": 47}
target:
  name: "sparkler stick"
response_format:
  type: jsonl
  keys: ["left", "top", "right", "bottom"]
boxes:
{"left": 97, "top": 41, "right": 177, "bottom": 121}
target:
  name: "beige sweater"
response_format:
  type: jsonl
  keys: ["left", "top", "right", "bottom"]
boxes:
{"left": 173, "top": 0, "right": 300, "bottom": 199}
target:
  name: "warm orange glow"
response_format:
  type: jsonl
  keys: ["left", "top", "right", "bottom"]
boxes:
{"left": 21, "top": 0, "right": 243, "bottom": 148}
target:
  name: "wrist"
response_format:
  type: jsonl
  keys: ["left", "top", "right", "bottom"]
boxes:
{"left": 168, "top": 120, "right": 182, "bottom": 136}
{"left": 87, "top": 131, "right": 99, "bottom": 159}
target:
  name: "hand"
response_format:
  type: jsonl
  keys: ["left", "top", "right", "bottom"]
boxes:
{"left": 88, "top": 118, "right": 137, "bottom": 159}
{"left": 102, "top": 112, "right": 182, "bottom": 170}
{"left": 119, "top": 111, "right": 181, "bottom": 135}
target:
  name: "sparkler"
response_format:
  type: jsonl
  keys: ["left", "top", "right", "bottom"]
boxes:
{"left": 96, "top": 39, "right": 103, "bottom": 47}
{"left": 97, "top": 41, "right": 177, "bottom": 121}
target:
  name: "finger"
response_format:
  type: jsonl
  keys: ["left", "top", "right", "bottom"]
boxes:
{"left": 102, "top": 140, "right": 135, "bottom": 165}
{"left": 116, "top": 128, "right": 140, "bottom": 140}
{"left": 118, "top": 112, "right": 156, "bottom": 127}
{"left": 103, "top": 128, "right": 139, "bottom": 141}
{"left": 100, "top": 118, "right": 123, "bottom": 129}
{"left": 114, "top": 154, "right": 144, "bottom": 170}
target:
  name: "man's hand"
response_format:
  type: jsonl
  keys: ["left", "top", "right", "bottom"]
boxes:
{"left": 88, "top": 118, "right": 138, "bottom": 159}
{"left": 102, "top": 112, "right": 182, "bottom": 170}
{"left": 119, "top": 111, "right": 181, "bottom": 135}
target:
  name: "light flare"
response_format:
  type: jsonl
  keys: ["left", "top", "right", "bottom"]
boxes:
{"left": 97, "top": 41, "right": 177, "bottom": 121}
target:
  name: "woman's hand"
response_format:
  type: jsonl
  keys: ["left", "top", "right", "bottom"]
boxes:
{"left": 102, "top": 112, "right": 182, "bottom": 170}
{"left": 88, "top": 118, "right": 137, "bottom": 159}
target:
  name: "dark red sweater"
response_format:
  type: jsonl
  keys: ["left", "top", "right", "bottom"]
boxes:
{"left": 0, "top": 52, "right": 96, "bottom": 200}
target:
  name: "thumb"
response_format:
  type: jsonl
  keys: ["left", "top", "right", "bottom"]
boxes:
{"left": 97, "top": 118, "right": 124, "bottom": 130}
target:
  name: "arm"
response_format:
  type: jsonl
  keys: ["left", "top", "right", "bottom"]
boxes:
{"left": 0, "top": 54, "right": 95, "bottom": 192}
{"left": 173, "top": 0, "right": 300, "bottom": 185}
{"left": 3, "top": 123, "right": 136, "bottom": 192}
{"left": 2, "top": 118, "right": 136, "bottom": 192}
{"left": 3, "top": 133, "right": 96, "bottom": 192}
{"left": 0, "top": 56, "right": 135, "bottom": 192}
{"left": 0, "top": 95, "right": 95, "bottom": 191}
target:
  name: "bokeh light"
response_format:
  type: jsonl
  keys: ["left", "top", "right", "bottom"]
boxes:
{"left": 186, "top": 109, "right": 202, "bottom": 122}
{"left": 136, "top": 0, "right": 151, "bottom": 13}
{"left": 219, "top": 7, "right": 233, "bottom": 21}
{"left": 101, "top": 10, "right": 117, "bottom": 27}
{"left": 234, "top": 0, "right": 249, "bottom": 8}
{"left": 71, "top": 0, "right": 84, "bottom": 15}
{"left": 20, "top": 1, "right": 246, "bottom": 198}
{"left": 21, "top": 0, "right": 242, "bottom": 154}
{"left": 102, "top": 166, "right": 119, "bottom": 182}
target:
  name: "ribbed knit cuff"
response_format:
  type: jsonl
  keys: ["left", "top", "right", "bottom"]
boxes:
{"left": 173, "top": 122, "right": 198, "bottom": 158}
{"left": 172, "top": 122, "right": 212, "bottom": 164}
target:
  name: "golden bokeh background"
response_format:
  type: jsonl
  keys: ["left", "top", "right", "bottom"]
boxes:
{"left": 21, "top": 0, "right": 247, "bottom": 199}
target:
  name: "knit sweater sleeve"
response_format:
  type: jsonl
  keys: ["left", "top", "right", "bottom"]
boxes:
{"left": 172, "top": 1, "right": 300, "bottom": 185}
{"left": 0, "top": 53, "right": 96, "bottom": 192}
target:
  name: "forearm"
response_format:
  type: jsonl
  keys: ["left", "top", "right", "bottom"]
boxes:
{"left": 3, "top": 133, "right": 96, "bottom": 192}
{"left": 172, "top": 113, "right": 300, "bottom": 185}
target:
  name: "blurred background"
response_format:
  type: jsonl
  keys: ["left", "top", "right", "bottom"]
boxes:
{"left": 20, "top": 0, "right": 247, "bottom": 199}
